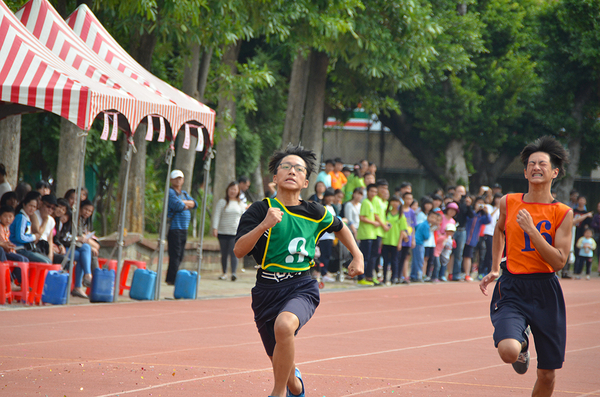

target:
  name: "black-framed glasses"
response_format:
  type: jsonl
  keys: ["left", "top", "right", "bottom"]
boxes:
{"left": 278, "top": 162, "right": 307, "bottom": 174}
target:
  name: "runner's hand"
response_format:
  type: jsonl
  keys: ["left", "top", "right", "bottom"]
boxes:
{"left": 261, "top": 208, "right": 283, "bottom": 230}
{"left": 516, "top": 209, "right": 535, "bottom": 235}
{"left": 479, "top": 271, "right": 499, "bottom": 296}
{"left": 347, "top": 257, "right": 364, "bottom": 278}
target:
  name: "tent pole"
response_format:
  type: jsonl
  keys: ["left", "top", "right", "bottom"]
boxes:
{"left": 65, "top": 131, "right": 88, "bottom": 304}
{"left": 113, "top": 139, "right": 134, "bottom": 302}
{"left": 196, "top": 148, "right": 214, "bottom": 299}
{"left": 155, "top": 145, "right": 174, "bottom": 300}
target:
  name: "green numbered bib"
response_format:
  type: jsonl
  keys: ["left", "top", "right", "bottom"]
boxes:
{"left": 261, "top": 198, "right": 335, "bottom": 272}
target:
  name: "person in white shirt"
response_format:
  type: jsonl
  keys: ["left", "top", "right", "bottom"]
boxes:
{"left": 344, "top": 187, "right": 363, "bottom": 238}
{"left": 212, "top": 181, "right": 246, "bottom": 281}
{"left": 479, "top": 193, "right": 502, "bottom": 279}
{"left": 0, "top": 164, "right": 11, "bottom": 200}
{"left": 32, "top": 194, "right": 57, "bottom": 262}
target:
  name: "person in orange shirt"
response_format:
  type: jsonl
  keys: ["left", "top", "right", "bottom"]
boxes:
{"left": 328, "top": 158, "right": 347, "bottom": 190}
{"left": 480, "top": 136, "right": 572, "bottom": 397}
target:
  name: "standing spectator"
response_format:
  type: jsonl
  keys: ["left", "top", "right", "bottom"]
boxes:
{"left": 368, "top": 162, "right": 377, "bottom": 178}
{"left": 317, "top": 189, "right": 336, "bottom": 282}
{"left": 9, "top": 191, "right": 50, "bottom": 263}
{"left": 590, "top": 201, "right": 600, "bottom": 272}
{"left": 212, "top": 182, "right": 246, "bottom": 281}
{"left": 574, "top": 227, "right": 595, "bottom": 280}
{"left": 381, "top": 196, "right": 408, "bottom": 284}
{"left": 332, "top": 189, "right": 345, "bottom": 217}
{"left": 462, "top": 196, "right": 491, "bottom": 281}
{"left": 360, "top": 172, "right": 376, "bottom": 198}
{"left": 410, "top": 212, "right": 441, "bottom": 282}
{"left": 416, "top": 196, "right": 436, "bottom": 280}
{"left": 372, "top": 179, "right": 390, "bottom": 283}
{"left": 479, "top": 193, "right": 502, "bottom": 279}
{"left": 329, "top": 158, "right": 347, "bottom": 190}
{"left": 568, "top": 189, "right": 580, "bottom": 209}
{"left": 491, "top": 183, "right": 502, "bottom": 196}
{"left": 238, "top": 176, "right": 254, "bottom": 206}
{"left": 316, "top": 159, "right": 334, "bottom": 188}
{"left": 343, "top": 164, "right": 365, "bottom": 202}
{"left": 399, "top": 191, "right": 416, "bottom": 283}
{"left": 165, "top": 170, "right": 197, "bottom": 285}
{"left": 307, "top": 181, "right": 326, "bottom": 204}
{"left": 434, "top": 223, "right": 456, "bottom": 282}
{"left": 0, "top": 164, "right": 12, "bottom": 199}
{"left": 356, "top": 184, "right": 380, "bottom": 286}
{"left": 344, "top": 187, "right": 363, "bottom": 239}
{"left": 397, "top": 182, "right": 412, "bottom": 205}
{"left": 569, "top": 195, "right": 593, "bottom": 279}
{"left": 450, "top": 185, "right": 474, "bottom": 281}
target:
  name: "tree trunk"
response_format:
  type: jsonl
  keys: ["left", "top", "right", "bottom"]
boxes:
{"left": 445, "top": 140, "right": 469, "bottom": 188}
{"left": 113, "top": 28, "right": 156, "bottom": 233}
{"left": 56, "top": 119, "right": 85, "bottom": 198}
{"left": 300, "top": 50, "right": 329, "bottom": 195}
{"left": 469, "top": 145, "right": 518, "bottom": 192}
{"left": 212, "top": 41, "right": 241, "bottom": 217}
{"left": 114, "top": 124, "right": 146, "bottom": 233}
{"left": 175, "top": 42, "right": 202, "bottom": 194}
{"left": 197, "top": 48, "right": 213, "bottom": 102}
{"left": 252, "top": 162, "right": 265, "bottom": 201}
{"left": 0, "top": 115, "right": 21, "bottom": 189}
{"left": 281, "top": 49, "right": 311, "bottom": 149}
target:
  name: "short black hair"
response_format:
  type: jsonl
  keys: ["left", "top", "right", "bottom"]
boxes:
{"left": 0, "top": 205, "right": 14, "bottom": 216}
{"left": 325, "top": 159, "right": 335, "bottom": 165}
{"left": 238, "top": 176, "right": 249, "bottom": 184}
{"left": 0, "top": 163, "right": 6, "bottom": 176}
{"left": 323, "top": 188, "right": 335, "bottom": 197}
{"left": 376, "top": 179, "right": 388, "bottom": 187}
{"left": 402, "top": 191, "right": 413, "bottom": 199}
{"left": 431, "top": 194, "right": 443, "bottom": 202}
{"left": 399, "top": 181, "right": 412, "bottom": 189}
{"left": 366, "top": 183, "right": 378, "bottom": 191}
{"left": 57, "top": 198, "right": 70, "bottom": 208}
{"left": 334, "top": 157, "right": 343, "bottom": 164}
{"left": 520, "top": 136, "right": 569, "bottom": 178}
{"left": 0, "top": 191, "right": 17, "bottom": 207}
{"left": 36, "top": 180, "right": 51, "bottom": 190}
{"left": 268, "top": 144, "right": 317, "bottom": 179}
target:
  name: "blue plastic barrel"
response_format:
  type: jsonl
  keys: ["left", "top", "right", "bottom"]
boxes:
{"left": 129, "top": 269, "right": 157, "bottom": 300}
{"left": 174, "top": 270, "right": 199, "bottom": 299}
{"left": 90, "top": 268, "right": 115, "bottom": 303}
{"left": 42, "top": 271, "right": 68, "bottom": 305}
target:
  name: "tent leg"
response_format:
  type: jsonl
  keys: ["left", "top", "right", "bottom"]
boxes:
{"left": 196, "top": 149, "right": 215, "bottom": 299}
{"left": 114, "top": 140, "right": 134, "bottom": 302}
{"left": 155, "top": 146, "right": 174, "bottom": 300}
{"left": 65, "top": 132, "right": 88, "bottom": 304}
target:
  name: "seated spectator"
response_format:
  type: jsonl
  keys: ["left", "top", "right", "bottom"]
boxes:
{"left": 1, "top": 191, "right": 18, "bottom": 209}
{"left": 51, "top": 198, "right": 70, "bottom": 264}
{"left": 32, "top": 195, "right": 57, "bottom": 262}
{"left": 35, "top": 180, "right": 51, "bottom": 196}
{"left": 9, "top": 191, "right": 50, "bottom": 263}
{"left": 14, "top": 182, "right": 31, "bottom": 202}
{"left": 308, "top": 181, "right": 326, "bottom": 204}
{"left": 0, "top": 163, "right": 11, "bottom": 199}
{"left": 80, "top": 187, "right": 89, "bottom": 202}
{"left": 78, "top": 199, "right": 100, "bottom": 261}
{"left": 333, "top": 189, "right": 344, "bottom": 217}
{"left": 64, "top": 188, "right": 77, "bottom": 208}
{"left": 0, "top": 206, "right": 29, "bottom": 284}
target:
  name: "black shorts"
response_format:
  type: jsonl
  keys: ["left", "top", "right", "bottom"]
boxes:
{"left": 490, "top": 271, "right": 566, "bottom": 370}
{"left": 251, "top": 275, "right": 320, "bottom": 356}
{"left": 462, "top": 244, "right": 475, "bottom": 259}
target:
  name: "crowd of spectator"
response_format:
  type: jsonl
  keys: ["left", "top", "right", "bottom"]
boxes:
{"left": 306, "top": 159, "right": 600, "bottom": 285}
{"left": 0, "top": 163, "right": 98, "bottom": 299}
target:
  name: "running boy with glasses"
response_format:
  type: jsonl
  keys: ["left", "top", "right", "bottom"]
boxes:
{"left": 480, "top": 136, "right": 572, "bottom": 396}
{"left": 235, "top": 145, "right": 364, "bottom": 397}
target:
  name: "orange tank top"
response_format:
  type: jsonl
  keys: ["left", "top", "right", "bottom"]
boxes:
{"left": 504, "top": 193, "right": 571, "bottom": 274}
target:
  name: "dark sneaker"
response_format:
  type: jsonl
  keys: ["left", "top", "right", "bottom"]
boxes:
{"left": 512, "top": 326, "right": 531, "bottom": 375}
{"left": 286, "top": 367, "right": 305, "bottom": 397}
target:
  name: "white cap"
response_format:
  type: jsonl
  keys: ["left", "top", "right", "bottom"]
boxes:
{"left": 170, "top": 170, "right": 184, "bottom": 179}
{"left": 445, "top": 223, "right": 456, "bottom": 232}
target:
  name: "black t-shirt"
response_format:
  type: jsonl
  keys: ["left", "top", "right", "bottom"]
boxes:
{"left": 235, "top": 199, "right": 344, "bottom": 265}
{"left": 574, "top": 208, "right": 592, "bottom": 239}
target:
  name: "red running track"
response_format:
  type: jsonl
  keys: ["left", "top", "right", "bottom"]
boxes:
{"left": 1, "top": 278, "right": 599, "bottom": 396}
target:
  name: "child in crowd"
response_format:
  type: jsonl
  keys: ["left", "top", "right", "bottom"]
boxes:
{"left": 461, "top": 196, "right": 491, "bottom": 281}
{"left": 381, "top": 196, "right": 408, "bottom": 284}
{"left": 435, "top": 223, "right": 456, "bottom": 282}
{"left": 307, "top": 181, "right": 326, "bottom": 204}
{"left": 356, "top": 184, "right": 381, "bottom": 286}
{"left": 317, "top": 189, "right": 337, "bottom": 282}
{"left": 0, "top": 206, "right": 29, "bottom": 284}
{"left": 316, "top": 159, "right": 334, "bottom": 188}
{"left": 399, "top": 191, "right": 416, "bottom": 283}
{"left": 343, "top": 187, "right": 363, "bottom": 239}
{"left": 333, "top": 189, "right": 345, "bottom": 217}
{"left": 574, "top": 227, "right": 596, "bottom": 280}
{"left": 410, "top": 211, "right": 441, "bottom": 282}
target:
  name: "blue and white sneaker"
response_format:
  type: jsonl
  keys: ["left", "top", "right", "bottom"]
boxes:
{"left": 286, "top": 367, "right": 305, "bottom": 397}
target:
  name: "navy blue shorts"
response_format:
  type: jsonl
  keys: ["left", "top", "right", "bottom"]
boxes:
{"left": 251, "top": 275, "right": 320, "bottom": 356}
{"left": 490, "top": 271, "right": 566, "bottom": 370}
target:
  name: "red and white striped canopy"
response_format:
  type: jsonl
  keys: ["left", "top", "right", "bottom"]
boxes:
{"left": 0, "top": 0, "right": 139, "bottom": 131}
{"left": 66, "top": 3, "right": 215, "bottom": 146}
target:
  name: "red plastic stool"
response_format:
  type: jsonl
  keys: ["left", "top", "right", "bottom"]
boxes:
{"left": 8, "top": 262, "right": 29, "bottom": 303}
{"left": 98, "top": 258, "right": 117, "bottom": 271}
{"left": 119, "top": 260, "right": 146, "bottom": 295}
{"left": 28, "top": 263, "right": 61, "bottom": 305}
{"left": 0, "top": 262, "right": 14, "bottom": 304}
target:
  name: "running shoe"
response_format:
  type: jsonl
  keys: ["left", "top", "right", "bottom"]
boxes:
{"left": 218, "top": 274, "right": 227, "bottom": 280}
{"left": 322, "top": 275, "right": 336, "bottom": 282}
{"left": 287, "top": 367, "right": 305, "bottom": 397}
{"left": 464, "top": 275, "right": 472, "bottom": 281}
{"left": 357, "top": 279, "right": 374, "bottom": 286}
{"left": 512, "top": 326, "right": 531, "bottom": 375}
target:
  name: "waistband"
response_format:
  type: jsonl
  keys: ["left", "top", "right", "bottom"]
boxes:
{"left": 256, "top": 268, "right": 311, "bottom": 285}
{"left": 500, "top": 261, "right": 557, "bottom": 280}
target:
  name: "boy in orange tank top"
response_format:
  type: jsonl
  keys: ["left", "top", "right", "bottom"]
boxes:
{"left": 479, "top": 136, "right": 573, "bottom": 397}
